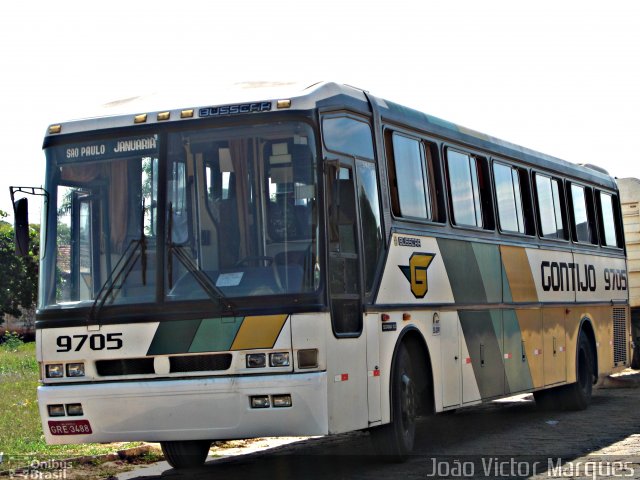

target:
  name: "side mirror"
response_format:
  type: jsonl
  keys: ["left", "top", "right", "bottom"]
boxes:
{"left": 14, "top": 197, "right": 29, "bottom": 256}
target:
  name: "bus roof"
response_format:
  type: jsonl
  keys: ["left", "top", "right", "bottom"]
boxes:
{"left": 45, "top": 81, "right": 617, "bottom": 191}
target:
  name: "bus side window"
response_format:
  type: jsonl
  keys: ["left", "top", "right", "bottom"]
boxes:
{"left": 493, "top": 162, "right": 526, "bottom": 234}
{"left": 597, "top": 190, "right": 622, "bottom": 248}
{"left": 446, "top": 149, "right": 491, "bottom": 229}
{"left": 386, "top": 132, "right": 432, "bottom": 221}
{"left": 534, "top": 173, "right": 568, "bottom": 240}
{"left": 568, "top": 183, "right": 597, "bottom": 244}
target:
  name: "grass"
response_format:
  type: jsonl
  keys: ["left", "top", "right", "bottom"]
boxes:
{"left": 0, "top": 340, "right": 146, "bottom": 471}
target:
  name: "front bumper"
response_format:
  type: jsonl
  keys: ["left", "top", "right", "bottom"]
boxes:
{"left": 38, "top": 372, "right": 328, "bottom": 444}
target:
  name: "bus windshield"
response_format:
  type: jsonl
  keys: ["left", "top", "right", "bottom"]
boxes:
{"left": 40, "top": 121, "right": 320, "bottom": 311}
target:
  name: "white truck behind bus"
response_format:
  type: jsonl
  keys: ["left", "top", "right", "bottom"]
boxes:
{"left": 618, "top": 177, "right": 640, "bottom": 368}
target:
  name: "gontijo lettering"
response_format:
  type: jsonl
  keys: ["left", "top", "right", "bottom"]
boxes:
{"left": 540, "top": 261, "right": 628, "bottom": 292}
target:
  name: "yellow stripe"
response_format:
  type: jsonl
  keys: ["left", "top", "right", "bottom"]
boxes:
{"left": 230, "top": 315, "right": 288, "bottom": 351}
{"left": 501, "top": 245, "right": 538, "bottom": 302}
{"left": 515, "top": 309, "right": 544, "bottom": 388}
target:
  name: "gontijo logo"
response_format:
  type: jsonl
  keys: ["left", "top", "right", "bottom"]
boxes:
{"left": 399, "top": 253, "right": 436, "bottom": 299}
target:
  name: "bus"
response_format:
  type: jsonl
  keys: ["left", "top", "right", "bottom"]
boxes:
{"left": 17, "top": 82, "right": 630, "bottom": 468}
{"left": 618, "top": 177, "right": 640, "bottom": 368}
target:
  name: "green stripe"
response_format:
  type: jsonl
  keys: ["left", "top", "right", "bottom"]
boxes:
{"left": 189, "top": 317, "right": 243, "bottom": 353}
{"left": 472, "top": 242, "right": 502, "bottom": 303}
{"left": 438, "top": 239, "right": 486, "bottom": 303}
{"left": 459, "top": 310, "right": 504, "bottom": 398}
{"left": 503, "top": 309, "right": 534, "bottom": 393}
{"left": 147, "top": 319, "right": 203, "bottom": 355}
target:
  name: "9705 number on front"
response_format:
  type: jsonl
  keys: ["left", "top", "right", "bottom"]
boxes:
{"left": 56, "top": 333, "right": 123, "bottom": 352}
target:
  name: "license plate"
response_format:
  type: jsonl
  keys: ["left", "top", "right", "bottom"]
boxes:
{"left": 48, "top": 420, "right": 93, "bottom": 435}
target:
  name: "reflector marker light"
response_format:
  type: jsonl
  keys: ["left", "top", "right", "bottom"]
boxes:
{"left": 368, "top": 369, "right": 381, "bottom": 377}
{"left": 297, "top": 349, "right": 318, "bottom": 369}
{"left": 402, "top": 313, "right": 411, "bottom": 321}
{"left": 134, "top": 114, "right": 147, "bottom": 124}
{"left": 504, "top": 353, "right": 512, "bottom": 360}
{"left": 48, "top": 125, "right": 62, "bottom": 134}
{"left": 559, "top": 346, "right": 566, "bottom": 352}
{"left": 465, "top": 357, "right": 472, "bottom": 364}
{"left": 381, "top": 314, "right": 391, "bottom": 322}
{"left": 157, "top": 111, "right": 171, "bottom": 121}
{"left": 277, "top": 99, "right": 291, "bottom": 109}
{"left": 534, "top": 349, "right": 542, "bottom": 356}
{"left": 181, "top": 109, "right": 194, "bottom": 118}
{"left": 334, "top": 373, "right": 349, "bottom": 382}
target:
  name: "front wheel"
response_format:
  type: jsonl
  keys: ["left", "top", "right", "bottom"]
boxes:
{"left": 370, "top": 343, "right": 417, "bottom": 460}
{"left": 161, "top": 440, "right": 211, "bottom": 469}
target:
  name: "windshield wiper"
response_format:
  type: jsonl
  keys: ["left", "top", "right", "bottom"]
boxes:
{"left": 167, "top": 202, "right": 234, "bottom": 311}
{"left": 169, "top": 244, "right": 234, "bottom": 311}
{"left": 88, "top": 201, "right": 148, "bottom": 324}
{"left": 87, "top": 238, "right": 143, "bottom": 324}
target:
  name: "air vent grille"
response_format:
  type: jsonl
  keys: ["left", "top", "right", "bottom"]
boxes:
{"left": 613, "top": 307, "right": 627, "bottom": 366}
{"left": 96, "top": 353, "right": 232, "bottom": 376}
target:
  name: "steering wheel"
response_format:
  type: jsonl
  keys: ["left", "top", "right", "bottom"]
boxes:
{"left": 234, "top": 255, "right": 275, "bottom": 267}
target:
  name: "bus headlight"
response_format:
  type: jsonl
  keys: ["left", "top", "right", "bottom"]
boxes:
{"left": 246, "top": 353, "right": 266, "bottom": 368}
{"left": 45, "top": 364, "right": 64, "bottom": 378}
{"left": 66, "top": 363, "right": 85, "bottom": 377}
{"left": 269, "top": 352, "right": 290, "bottom": 367}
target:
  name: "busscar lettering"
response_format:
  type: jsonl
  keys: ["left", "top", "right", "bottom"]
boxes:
{"left": 397, "top": 237, "right": 421, "bottom": 248}
{"left": 540, "top": 261, "right": 596, "bottom": 292}
{"left": 199, "top": 101, "right": 272, "bottom": 117}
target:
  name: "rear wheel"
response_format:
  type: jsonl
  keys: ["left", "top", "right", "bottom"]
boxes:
{"left": 160, "top": 440, "right": 211, "bottom": 469}
{"left": 370, "top": 343, "right": 416, "bottom": 460}
{"left": 558, "top": 331, "right": 594, "bottom": 410}
{"left": 535, "top": 331, "right": 594, "bottom": 411}
{"left": 631, "top": 344, "right": 640, "bottom": 370}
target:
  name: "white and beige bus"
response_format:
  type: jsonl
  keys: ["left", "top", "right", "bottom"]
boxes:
{"left": 20, "top": 82, "right": 630, "bottom": 468}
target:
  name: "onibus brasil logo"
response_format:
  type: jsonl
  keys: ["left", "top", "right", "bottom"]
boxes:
{"left": 399, "top": 253, "right": 436, "bottom": 299}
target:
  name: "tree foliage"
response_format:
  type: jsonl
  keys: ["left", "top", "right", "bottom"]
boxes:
{"left": 0, "top": 210, "right": 39, "bottom": 323}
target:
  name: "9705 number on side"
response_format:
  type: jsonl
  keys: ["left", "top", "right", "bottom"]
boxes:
{"left": 56, "top": 333, "right": 123, "bottom": 352}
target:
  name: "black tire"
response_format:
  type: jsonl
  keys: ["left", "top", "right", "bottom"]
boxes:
{"left": 160, "top": 440, "right": 211, "bottom": 469}
{"left": 557, "top": 331, "right": 595, "bottom": 410}
{"left": 370, "top": 343, "right": 417, "bottom": 460}
{"left": 533, "top": 387, "right": 558, "bottom": 410}
{"left": 631, "top": 344, "right": 640, "bottom": 370}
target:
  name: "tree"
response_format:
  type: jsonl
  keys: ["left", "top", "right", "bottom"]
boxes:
{"left": 0, "top": 210, "right": 39, "bottom": 324}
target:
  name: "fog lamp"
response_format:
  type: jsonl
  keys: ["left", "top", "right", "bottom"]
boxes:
{"left": 66, "top": 404, "right": 84, "bottom": 416}
{"left": 48, "top": 404, "right": 65, "bottom": 417}
{"left": 272, "top": 394, "right": 292, "bottom": 408}
{"left": 250, "top": 395, "right": 270, "bottom": 408}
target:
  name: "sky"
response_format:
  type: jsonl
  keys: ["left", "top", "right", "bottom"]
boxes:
{"left": 1, "top": 0, "right": 639, "bottom": 223}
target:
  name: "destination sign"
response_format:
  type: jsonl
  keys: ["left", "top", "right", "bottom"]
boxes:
{"left": 54, "top": 135, "right": 159, "bottom": 164}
